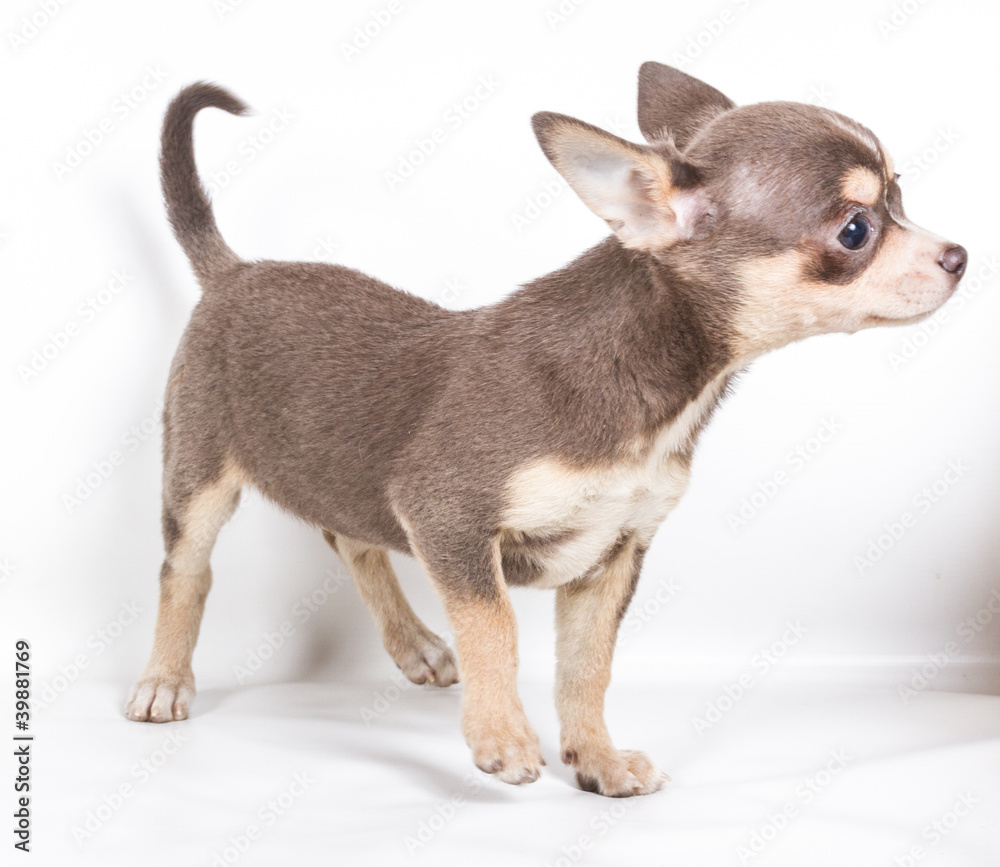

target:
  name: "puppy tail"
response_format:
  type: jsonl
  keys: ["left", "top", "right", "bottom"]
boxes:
{"left": 160, "top": 82, "right": 249, "bottom": 285}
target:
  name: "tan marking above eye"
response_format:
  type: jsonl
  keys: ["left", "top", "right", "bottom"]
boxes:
{"left": 840, "top": 166, "right": 882, "bottom": 206}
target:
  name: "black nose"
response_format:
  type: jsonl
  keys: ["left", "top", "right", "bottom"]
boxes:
{"left": 939, "top": 244, "right": 968, "bottom": 277}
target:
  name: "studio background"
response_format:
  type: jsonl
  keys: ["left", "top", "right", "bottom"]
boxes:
{"left": 2, "top": 1, "right": 998, "bottom": 865}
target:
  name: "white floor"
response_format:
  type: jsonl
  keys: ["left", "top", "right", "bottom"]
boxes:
{"left": 30, "top": 680, "right": 1000, "bottom": 867}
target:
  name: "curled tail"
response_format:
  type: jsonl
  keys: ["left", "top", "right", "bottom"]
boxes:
{"left": 160, "top": 82, "right": 249, "bottom": 284}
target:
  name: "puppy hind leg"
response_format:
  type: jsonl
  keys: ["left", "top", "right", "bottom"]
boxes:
{"left": 324, "top": 531, "right": 458, "bottom": 687}
{"left": 126, "top": 461, "right": 244, "bottom": 722}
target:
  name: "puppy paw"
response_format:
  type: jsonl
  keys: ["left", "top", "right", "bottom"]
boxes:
{"left": 564, "top": 747, "right": 668, "bottom": 797}
{"left": 391, "top": 630, "right": 459, "bottom": 687}
{"left": 467, "top": 720, "right": 545, "bottom": 785}
{"left": 125, "top": 673, "right": 195, "bottom": 723}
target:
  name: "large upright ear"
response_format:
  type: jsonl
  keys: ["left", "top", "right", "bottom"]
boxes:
{"left": 532, "top": 111, "right": 706, "bottom": 252}
{"left": 637, "top": 62, "right": 735, "bottom": 149}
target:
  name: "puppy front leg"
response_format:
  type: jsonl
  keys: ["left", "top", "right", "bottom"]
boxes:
{"left": 407, "top": 530, "right": 544, "bottom": 785}
{"left": 556, "top": 536, "right": 668, "bottom": 796}
{"left": 447, "top": 590, "right": 545, "bottom": 784}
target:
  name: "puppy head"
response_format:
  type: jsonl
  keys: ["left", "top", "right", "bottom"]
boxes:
{"left": 533, "top": 62, "right": 967, "bottom": 357}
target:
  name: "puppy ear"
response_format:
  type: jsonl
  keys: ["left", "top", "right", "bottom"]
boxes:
{"left": 637, "top": 62, "right": 735, "bottom": 149}
{"left": 532, "top": 111, "right": 706, "bottom": 253}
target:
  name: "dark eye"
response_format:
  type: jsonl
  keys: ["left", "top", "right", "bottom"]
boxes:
{"left": 838, "top": 214, "right": 871, "bottom": 250}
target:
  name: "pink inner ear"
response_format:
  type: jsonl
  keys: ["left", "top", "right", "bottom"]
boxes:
{"left": 669, "top": 188, "right": 709, "bottom": 240}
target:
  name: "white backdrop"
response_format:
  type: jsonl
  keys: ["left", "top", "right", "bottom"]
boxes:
{"left": 2, "top": 1, "right": 999, "bottom": 864}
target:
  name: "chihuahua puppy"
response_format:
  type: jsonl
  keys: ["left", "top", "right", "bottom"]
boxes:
{"left": 127, "top": 63, "right": 966, "bottom": 797}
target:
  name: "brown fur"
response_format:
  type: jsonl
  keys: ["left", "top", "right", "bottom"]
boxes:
{"left": 127, "top": 66, "right": 966, "bottom": 796}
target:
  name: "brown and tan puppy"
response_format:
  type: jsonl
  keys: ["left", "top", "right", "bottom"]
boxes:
{"left": 126, "top": 63, "right": 966, "bottom": 797}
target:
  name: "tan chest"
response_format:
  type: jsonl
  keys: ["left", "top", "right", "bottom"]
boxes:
{"left": 499, "top": 373, "right": 730, "bottom": 588}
